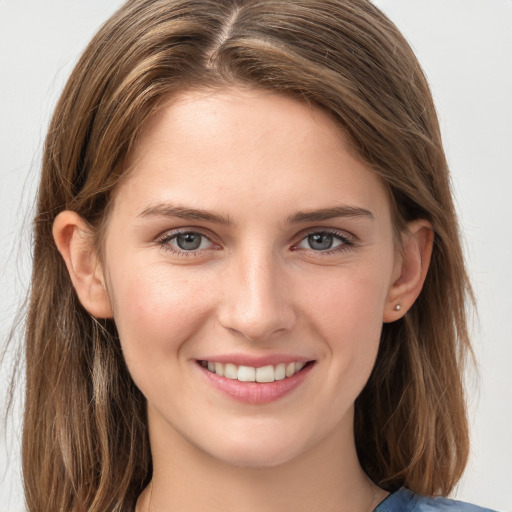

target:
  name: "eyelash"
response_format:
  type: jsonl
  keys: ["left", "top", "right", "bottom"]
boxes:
{"left": 156, "top": 229, "right": 217, "bottom": 257}
{"left": 156, "top": 229, "right": 355, "bottom": 257}
{"left": 294, "top": 230, "right": 355, "bottom": 255}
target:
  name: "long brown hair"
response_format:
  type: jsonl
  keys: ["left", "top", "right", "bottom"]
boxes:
{"left": 24, "top": 0, "right": 472, "bottom": 510}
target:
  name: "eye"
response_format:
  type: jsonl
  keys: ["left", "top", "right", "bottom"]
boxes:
{"left": 296, "top": 231, "right": 352, "bottom": 252}
{"left": 158, "top": 231, "right": 216, "bottom": 253}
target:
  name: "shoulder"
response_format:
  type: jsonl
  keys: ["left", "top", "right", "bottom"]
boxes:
{"left": 376, "top": 488, "right": 498, "bottom": 512}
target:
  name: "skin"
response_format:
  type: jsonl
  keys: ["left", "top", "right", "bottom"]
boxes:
{"left": 53, "top": 88, "right": 432, "bottom": 512}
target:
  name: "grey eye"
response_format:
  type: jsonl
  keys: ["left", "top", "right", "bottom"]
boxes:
{"left": 307, "top": 233, "right": 335, "bottom": 250}
{"left": 297, "top": 232, "right": 347, "bottom": 251}
{"left": 174, "top": 232, "right": 206, "bottom": 250}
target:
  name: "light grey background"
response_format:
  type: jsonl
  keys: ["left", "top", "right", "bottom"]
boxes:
{"left": 1, "top": 1, "right": 511, "bottom": 511}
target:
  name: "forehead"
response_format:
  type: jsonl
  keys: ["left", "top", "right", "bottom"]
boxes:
{"left": 112, "top": 87, "right": 391, "bottom": 224}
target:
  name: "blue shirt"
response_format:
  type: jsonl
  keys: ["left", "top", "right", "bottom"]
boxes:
{"left": 376, "top": 488, "right": 497, "bottom": 511}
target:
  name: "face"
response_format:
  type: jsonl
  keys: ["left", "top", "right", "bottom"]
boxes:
{"left": 100, "top": 88, "right": 401, "bottom": 467}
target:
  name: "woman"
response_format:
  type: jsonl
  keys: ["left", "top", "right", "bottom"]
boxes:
{"left": 21, "top": 0, "right": 496, "bottom": 510}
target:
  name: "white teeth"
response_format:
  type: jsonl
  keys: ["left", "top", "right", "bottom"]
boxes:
{"left": 224, "top": 363, "right": 238, "bottom": 379}
{"left": 256, "top": 365, "right": 274, "bottom": 383}
{"left": 274, "top": 363, "right": 286, "bottom": 381}
{"left": 214, "top": 362, "right": 224, "bottom": 377}
{"left": 203, "top": 360, "right": 309, "bottom": 382}
{"left": 237, "top": 365, "right": 256, "bottom": 382}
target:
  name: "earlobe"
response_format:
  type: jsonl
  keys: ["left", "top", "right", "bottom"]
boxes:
{"left": 383, "top": 219, "right": 434, "bottom": 323}
{"left": 52, "top": 211, "right": 113, "bottom": 319}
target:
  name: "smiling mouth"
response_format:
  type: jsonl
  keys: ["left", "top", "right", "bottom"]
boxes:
{"left": 198, "top": 360, "right": 314, "bottom": 383}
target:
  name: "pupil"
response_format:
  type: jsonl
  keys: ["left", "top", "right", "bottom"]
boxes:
{"left": 177, "top": 233, "right": 201, "bottom": 250}
{"left": 309, "top": 233, "right": 333, "bottom": 250}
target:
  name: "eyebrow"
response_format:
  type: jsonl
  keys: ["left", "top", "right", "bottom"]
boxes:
{"left": 137, "top": 202, "right": 374, "bottom": 224}
{"left": 287, "top": 206, "right": 374, "bottom": 223}
{"left": 138, "top": 203, "right": 232, "bottom": 224}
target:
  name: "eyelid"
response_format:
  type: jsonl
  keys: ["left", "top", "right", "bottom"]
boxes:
{"left": 291, "top": 228, "right": 357, "bottom": 253}
{"left": 156, "top": 228, "right": 220, "bottom": 255}
{"left": 295, "top": 226, "right": 356, "bottom": 242}
{"left": 154, "top": 226, "right": 356, "bottom": 257}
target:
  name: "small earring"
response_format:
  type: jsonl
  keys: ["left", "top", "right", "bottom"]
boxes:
{"left": 394, "top": 304, "right": 401, "bottom": 311}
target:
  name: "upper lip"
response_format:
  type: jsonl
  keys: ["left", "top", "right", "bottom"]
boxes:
{"left": 196, "top": 353, "right": 315, "bottom": 367}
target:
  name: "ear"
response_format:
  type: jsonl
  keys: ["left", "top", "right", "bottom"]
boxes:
{"left": 383, "top": 219, "right": 434, "bottom": 323}
{"left": 52, "top": 211, "right": 113, "bottom": 318}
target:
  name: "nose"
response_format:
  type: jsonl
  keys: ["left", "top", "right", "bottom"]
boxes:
{"left": 218, "top": 247, "right": 297, "bottom": 342}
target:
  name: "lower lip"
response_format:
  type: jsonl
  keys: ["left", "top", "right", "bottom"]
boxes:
{"left": 197, "top": 362, "right": 315, "bottom": 404}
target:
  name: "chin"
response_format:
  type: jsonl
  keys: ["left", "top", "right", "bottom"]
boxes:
{"left": 214, "top": 449, "right": 297, "bottom": 469}
{"left": 201, "top": 431, "right": 311, "bottom": 469}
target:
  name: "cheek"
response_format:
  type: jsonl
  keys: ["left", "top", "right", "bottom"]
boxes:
{"left": 300, "top": 264, "right": 390, "bottom": 378}
{"left": 106, "top": 261, "right": 216, "bottom": 369}
{"left": 302, "top": 264, "right": 390, "bottom": 333}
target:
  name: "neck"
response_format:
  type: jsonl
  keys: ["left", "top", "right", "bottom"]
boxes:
{"left": 137, "top": 407, "right": 386, "bottom": 512}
